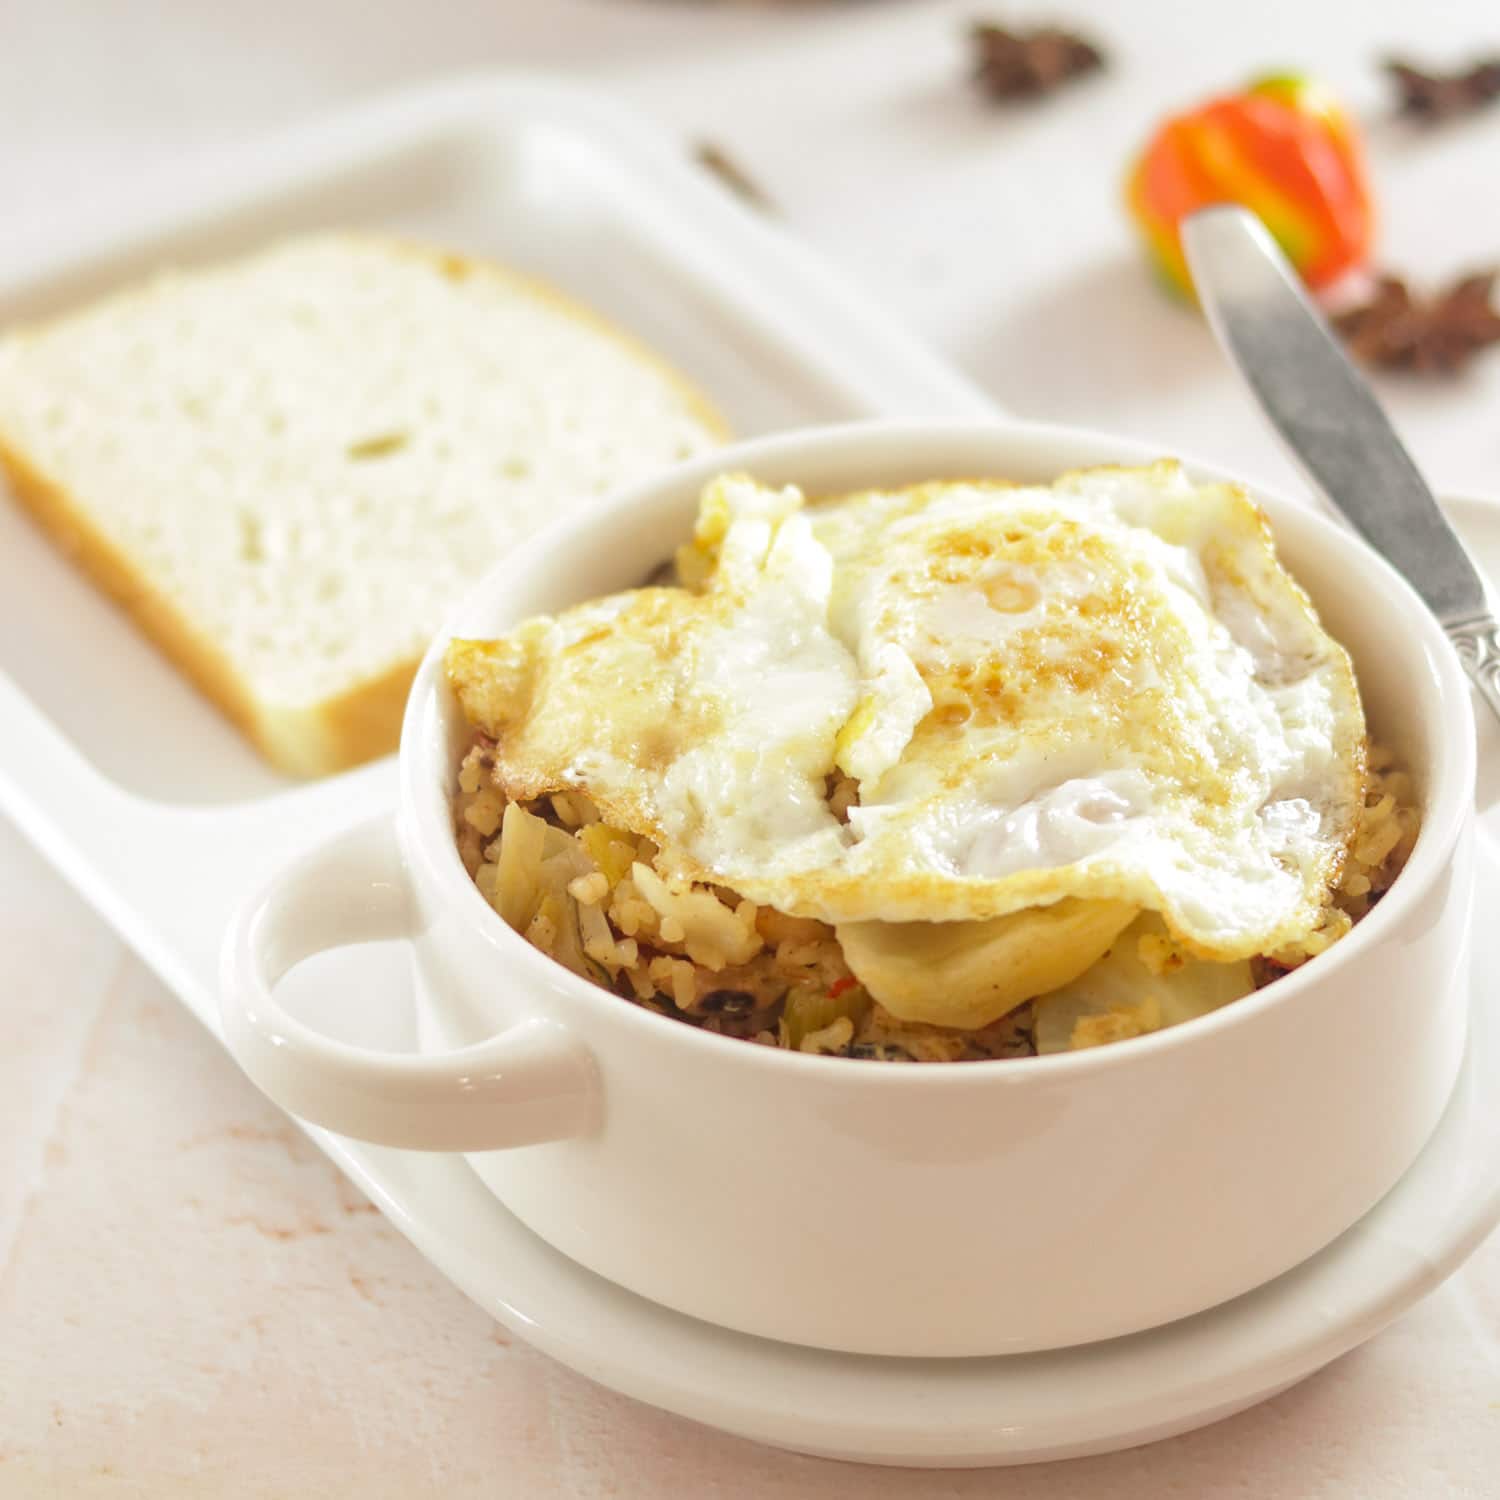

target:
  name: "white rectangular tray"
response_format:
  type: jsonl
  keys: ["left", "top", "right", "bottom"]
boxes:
{"left": 0, "top": 70, "right": 997, "bottom": 1321}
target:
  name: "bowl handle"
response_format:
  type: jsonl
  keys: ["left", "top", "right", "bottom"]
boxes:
{"left": 218, "top": 815, "right": 597, "bottom": 1151}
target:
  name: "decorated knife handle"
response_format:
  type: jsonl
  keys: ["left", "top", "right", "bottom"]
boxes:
{"left": 1446, "top": 612, "right": 1500, "bottom": 728}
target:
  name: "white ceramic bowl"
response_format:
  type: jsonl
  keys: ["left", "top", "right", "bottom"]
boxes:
{"left": 220, "top": 421, "right": 1475, "bottom": 1358}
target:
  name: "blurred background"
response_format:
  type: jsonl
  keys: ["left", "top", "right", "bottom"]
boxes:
{"left": 8, "top": 0, "right": 1500, "bottom": 500}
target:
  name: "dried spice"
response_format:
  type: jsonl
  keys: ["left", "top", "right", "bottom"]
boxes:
{"left": 1385, "top": 56, "right": 1500, "bottom": 122}
{"left": 1333, "top": 270, "right": 1500, "bottom": 374}
{"left": 970, "top": 21, "right": 1104, "bottom": 101}
{"left": 693, "top": 142, "right": 776, "bottom": 213}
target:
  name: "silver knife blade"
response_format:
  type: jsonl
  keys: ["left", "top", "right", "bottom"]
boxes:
{"left": 1181, "top": 205, "right": 1486, "bottom": 628}
{"left": 1183, "top": 205, "right": 1500, "bottom": 728}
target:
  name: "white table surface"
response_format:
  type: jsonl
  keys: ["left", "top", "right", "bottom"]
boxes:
{"left": 4, "top": 1, "right": 1500, "bottom": 1493}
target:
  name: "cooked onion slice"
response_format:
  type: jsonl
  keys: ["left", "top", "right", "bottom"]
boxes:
{"left": 836, "top": 899, "right": 1137, "bottom": 1030}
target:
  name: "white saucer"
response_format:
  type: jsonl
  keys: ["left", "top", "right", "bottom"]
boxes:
{"left": 321, "top": 846, "right": 1500, "bottom": 1470}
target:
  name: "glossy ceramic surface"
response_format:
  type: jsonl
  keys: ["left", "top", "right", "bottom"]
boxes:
{"left": 220, "top": 420, "right": 1477, "bottom": 1357}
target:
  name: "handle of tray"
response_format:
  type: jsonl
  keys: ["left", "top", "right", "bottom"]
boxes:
{"left": 218, "top": 814, "right": 598, "bottom": 1151}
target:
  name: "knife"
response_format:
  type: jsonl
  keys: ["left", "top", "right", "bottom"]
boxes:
{"left": 1181, "top": 204, "right": 1500, "bottom": 728}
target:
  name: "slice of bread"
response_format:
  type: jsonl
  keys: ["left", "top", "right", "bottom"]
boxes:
{"left": 0, "top": 235, "right": 726, "bottom": 777}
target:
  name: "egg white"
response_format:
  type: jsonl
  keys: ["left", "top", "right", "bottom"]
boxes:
{"left": 448, "top": 465, "right": 1366, "bottom": 1003}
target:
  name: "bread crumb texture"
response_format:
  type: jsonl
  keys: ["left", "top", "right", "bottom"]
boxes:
{"left": 0, "top": 235, "right": 726, "bottom": 775}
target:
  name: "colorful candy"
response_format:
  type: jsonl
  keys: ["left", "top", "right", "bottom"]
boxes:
{"left": 1127, "top": 74, "right": 1374, "bottom": 298}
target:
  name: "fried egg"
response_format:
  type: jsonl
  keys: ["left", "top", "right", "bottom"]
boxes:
{"left": 447, "top": 465, "right": 1365, "bottom": 1029}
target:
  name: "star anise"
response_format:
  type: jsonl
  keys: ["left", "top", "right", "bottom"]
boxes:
{"left": 1333, "top": 270, "right": 1500, "bottom": 374}
{"left": 970, "top": 21, "right": 1104, "bottom": 101}
{"left": 1385, "top": 56, "right": 1500, "bottom": 122}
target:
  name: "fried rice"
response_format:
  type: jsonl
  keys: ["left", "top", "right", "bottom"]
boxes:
{"left": 452, "top": 738, "right": 1419, "bottom": 1063}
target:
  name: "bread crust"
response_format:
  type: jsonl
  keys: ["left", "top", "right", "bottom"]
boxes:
{"left": 0, "top": 235, "right": 729, "bottom": 777}
{"left": 0, "top": 435, "right": 420, "bottom": 776}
